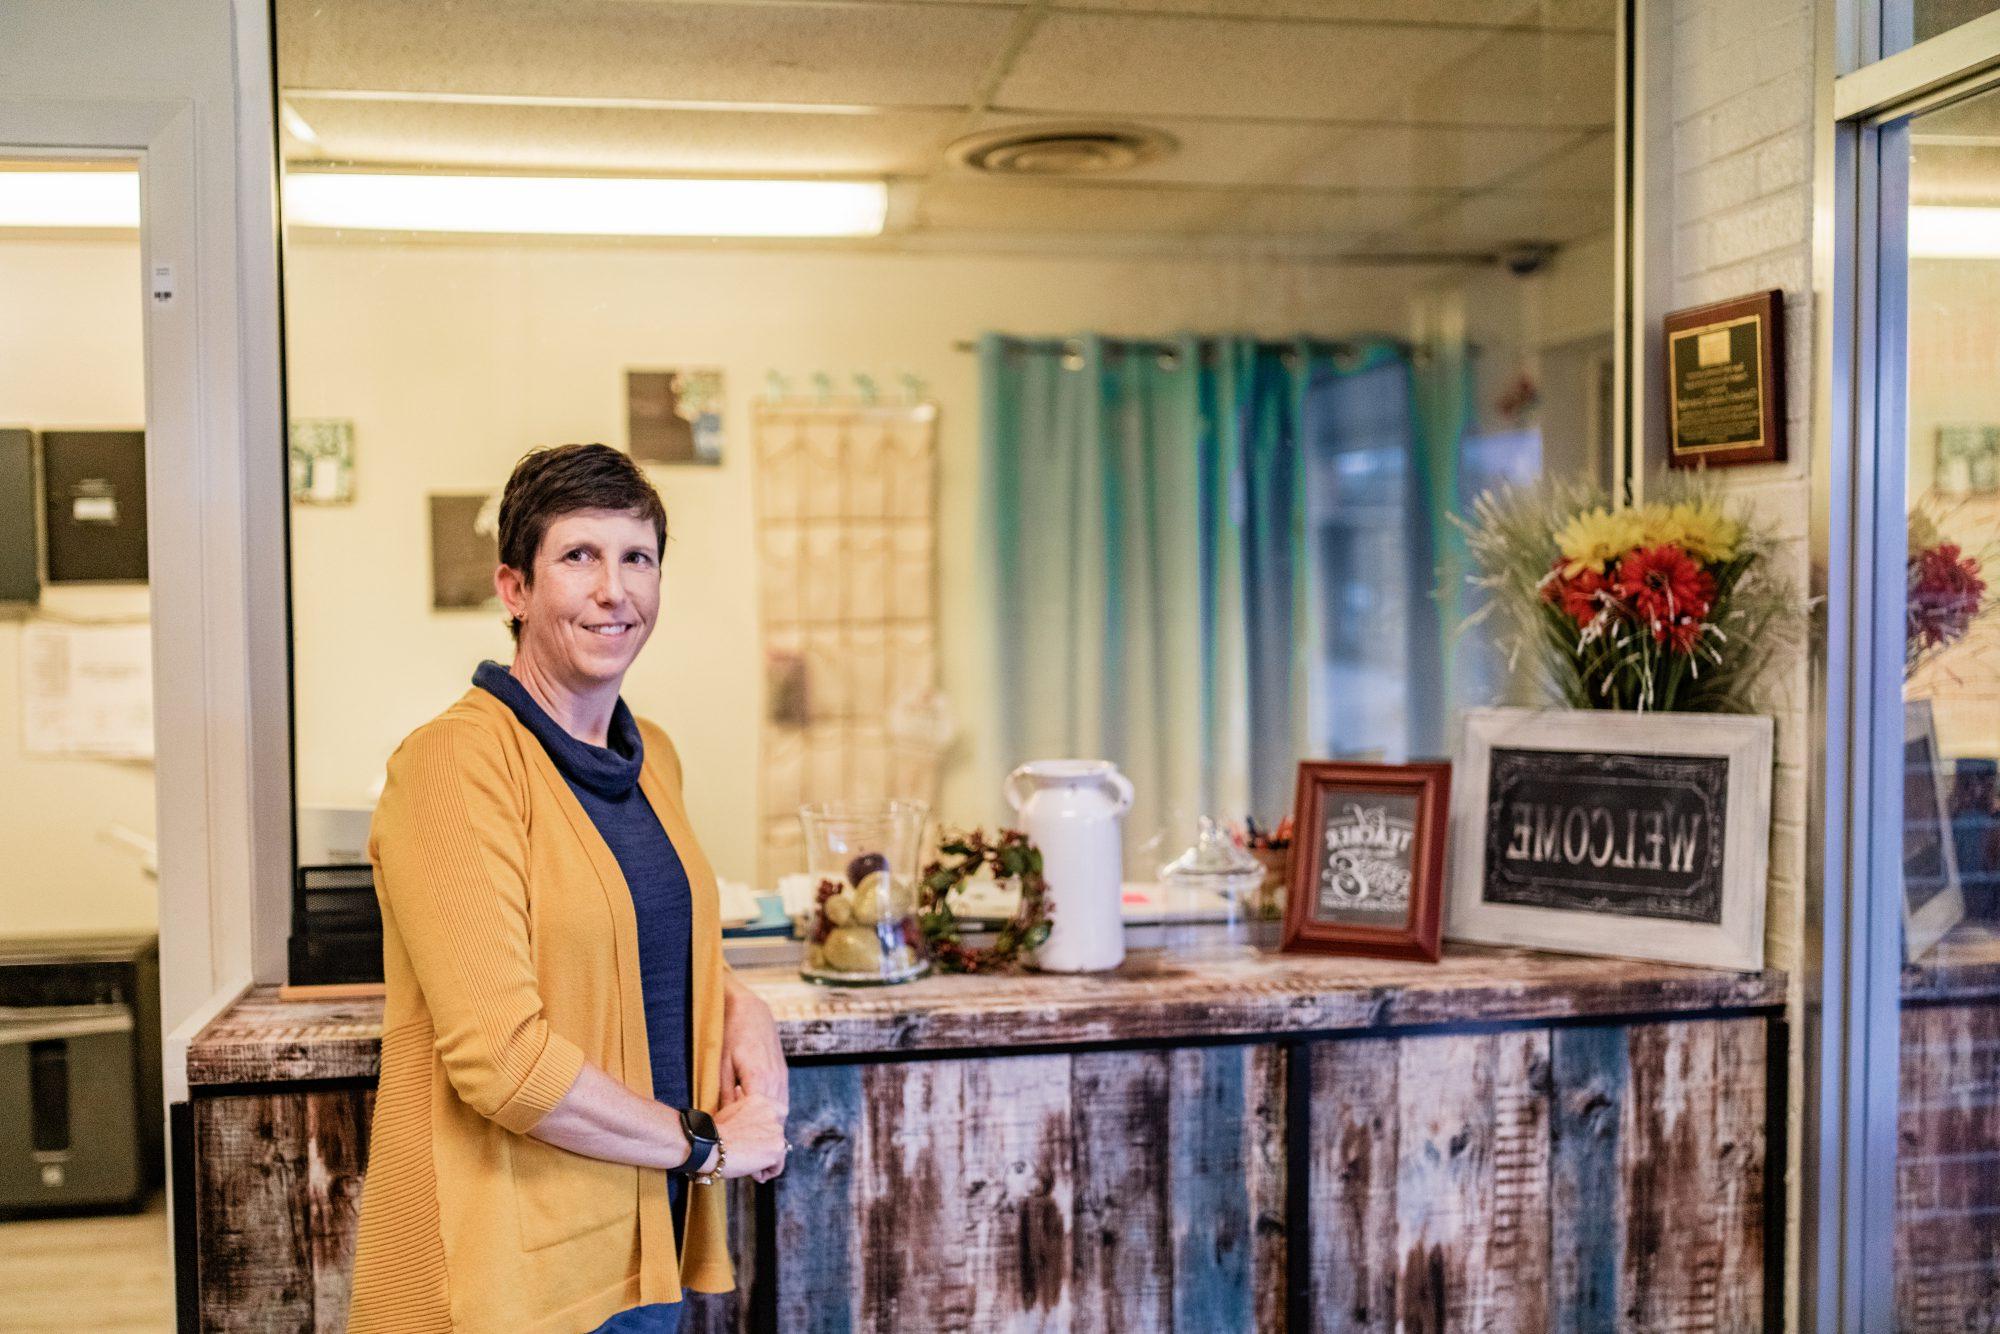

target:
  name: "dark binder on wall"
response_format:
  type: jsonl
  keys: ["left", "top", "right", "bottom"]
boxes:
{"left": 0, "top": 430, "right": 37, "bottom": 604}
{"left": 40, "top": 430, "right": 147, "bottom": 585}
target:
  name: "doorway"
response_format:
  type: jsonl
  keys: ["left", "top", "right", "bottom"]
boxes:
{"left": 0, "top": 153, "right": 171, "bottom": 1332}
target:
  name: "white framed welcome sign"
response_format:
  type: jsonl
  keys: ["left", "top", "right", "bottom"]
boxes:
{"left": 1447, "top": 707, "right": 1773, "bottom": 971}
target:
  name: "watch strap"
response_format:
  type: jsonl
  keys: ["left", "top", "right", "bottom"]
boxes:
{"left": 673, "top": 1107, "right": 719, "bottom": 1177}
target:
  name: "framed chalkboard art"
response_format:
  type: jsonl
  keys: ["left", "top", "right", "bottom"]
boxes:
{"left": 1282, "top": 761, "right": 1451, "bottom": 962}
{"left": 1903, "top": 699, "right": 1967, "bottom": 962}
{"left": 1448, "top": 708, "right": 1772, "bottom": 971}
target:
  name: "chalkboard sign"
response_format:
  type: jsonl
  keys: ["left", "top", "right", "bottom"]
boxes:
{"left": 1449, "top": 709, "right": 1772, "bottom": 971}
{"left": 1482, "top": 747, "right": 1728, "bottom": 925}
{"left": 1904, "top": 699, "right": 1966, "bottom": 961}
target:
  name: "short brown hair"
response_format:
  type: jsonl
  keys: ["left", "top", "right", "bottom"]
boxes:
{"left": 497, "top": 444, "right": 668, "bottom": 641}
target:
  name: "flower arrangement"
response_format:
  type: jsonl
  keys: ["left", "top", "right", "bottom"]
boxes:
{"left": 1459, "top": 478, "right": 1798, "bottom": 713}
{"left": 1908, "top": 502, "right": 1996, "bottom": 678}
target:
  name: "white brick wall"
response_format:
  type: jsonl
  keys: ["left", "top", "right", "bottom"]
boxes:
{"left": 1668, "top": 0, "right": 1816, "bottom": 978}
{"left": 1665, "top": 1, "right": 1817, "bottom": 1324}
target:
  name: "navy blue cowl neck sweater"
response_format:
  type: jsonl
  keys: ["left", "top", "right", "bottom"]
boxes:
{"left": 472, "top": 661, "right": 693, "bottom": 1114}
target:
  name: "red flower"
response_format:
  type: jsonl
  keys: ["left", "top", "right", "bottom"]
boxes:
{"left": 1614, "top": 544, "right": 1716, "bottom": 654}
{"left": 1615, "top": 544, "right": 1715, "bottom": 624}
{"left": 1909, "top": 541, "right": 1986, "bottom": 651}
{"left": 1660, "top": 617, "right": 1705, "bottom": 655}
{"left": 1542, "top": 561, "right": 1608, "bottom": 626}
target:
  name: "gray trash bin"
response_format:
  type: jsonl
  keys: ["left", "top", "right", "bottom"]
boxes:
{"left": 0, "top": 934, "right": 160, "bottom": 1215}
{"left": 0, "top": 1002, "right": 144, "bottom": 1210}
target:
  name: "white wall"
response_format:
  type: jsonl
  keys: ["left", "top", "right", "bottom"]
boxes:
{"left": 0, "top": 238, "right": 156, "bottom": 938}
{"left": 283, "top": 239, "right": 1421, "bottom": 884}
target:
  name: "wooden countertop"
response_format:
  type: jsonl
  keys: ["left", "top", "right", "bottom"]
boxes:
{"left": 1906, "top": 921, "right": 2000, "bottom": 1002}
{"left": 186, "top": 944, "right": 1785, "bottom": 1088}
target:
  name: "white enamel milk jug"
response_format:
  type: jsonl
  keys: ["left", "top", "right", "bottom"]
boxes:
{"left": 1005, "top": 759, "right": 1133, "bottom": 972}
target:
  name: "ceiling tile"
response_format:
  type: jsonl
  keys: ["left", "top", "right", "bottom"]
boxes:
{"left": 995, "top": 13, "right": 1495, "bottom": 121}
{"left": 1383, "top": 190, "right": 1614, "bottom": 250}
{"left": 997, "top": 13, "right": 1611, "bottom": 126}
{"left": 1212, "top": 188, "right": 1457, "bottom": 237}
{"left": 277, "top": 0, "right": 1013, "bottom": 107}
{"left": 1393, "top": 27, "right": 1616, "bottom": 128}
{"left": 1912, "top": 142, "right": 2000, "bottom": 206}
{"left": 1492, "top": 129, "right": 1615, "bottom": 194}
{"left": 285, "top": 98, "right": 965, "bottom": 176}
{"left": 1285, "top": 124, "right": 1584, "bottom": 191}
{"left": 913, "top": 178, "right": 1225, "bottom": 233}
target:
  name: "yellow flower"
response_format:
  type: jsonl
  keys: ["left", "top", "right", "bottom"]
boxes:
{"left": 1634, "top": 503, "right": 1679, "bottom": 548}
{"left": 1910, "top": 507, "right": 1941, "bottom": 553}
{"left": 1553, "top": 506, "right": 1647, "bottom": 575}
{"left": 1658, "top": 500, "right": 1741, "bottom": 563}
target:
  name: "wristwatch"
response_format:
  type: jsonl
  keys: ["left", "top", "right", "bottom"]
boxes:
{"left": 673, "top": 1107, "right": 723, "bottom": 1185}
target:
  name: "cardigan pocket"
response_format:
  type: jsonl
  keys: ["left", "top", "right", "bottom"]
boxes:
{"left": 508, "top": 1132, "right": 636, "bottom": 1251}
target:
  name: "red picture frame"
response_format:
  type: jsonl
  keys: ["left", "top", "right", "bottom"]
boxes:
{"left": 1282, "top": 761, "right": 1451, "bottom": 963}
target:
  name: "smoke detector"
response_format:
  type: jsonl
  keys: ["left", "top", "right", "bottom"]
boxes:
{"left": 946, "top": 123, "right": 1178, "bottom": 177}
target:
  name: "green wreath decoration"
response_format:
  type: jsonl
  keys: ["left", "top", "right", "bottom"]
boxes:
{"left": 915, "top": 828, "right": 1053, "bottom": 974}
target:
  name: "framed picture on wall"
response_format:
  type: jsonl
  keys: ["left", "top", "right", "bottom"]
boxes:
{"left": 1281, "top": 760, "right": 1450, "bottom": 963}
{"left": 628, "top": 368, "right": 724, "bottom": 465}
{"left": 1447, "top": 708, "right": 1771, "bottom": 971}
{"left": 1904, "top": 698, "right": 1968, "bottom": 961}
{"left": 41, "top": 429, "right": 148, "bottom": 584}
{"left": 428, "top": 492, "right": 500, "bottom": 611}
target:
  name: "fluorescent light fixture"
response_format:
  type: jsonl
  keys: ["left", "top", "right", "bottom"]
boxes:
{"left": 0, "top": 170, "right": 139, "bottom": 228}
{"left": 279, "top": 100, "right": 321, "bottom": 145}
{"left": 282, "top": 172, "right": 888, "bottom": 238}
{"left": 1911, "top": 205, "right": 2000, "bottom": 258}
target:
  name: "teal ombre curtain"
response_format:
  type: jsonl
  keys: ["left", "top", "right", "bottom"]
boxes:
{"left": 986, "top": 332, "right": 1432, "bottom": 838}
{"left": 982, "top": 334, "right": 1203, "bottom": 851}
{"left": 1195, "top": 339, "right": 1312, "bottom": 822}
{"left": 1410, "top": 338, "right": 1476, "bottom": 739}
{"left": 1300, "top": 344, "right": 1448, "bottom": 761}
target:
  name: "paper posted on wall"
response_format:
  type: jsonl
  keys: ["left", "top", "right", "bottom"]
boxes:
{"left": 21, "top": 620, "right": 154, "bottom": 759}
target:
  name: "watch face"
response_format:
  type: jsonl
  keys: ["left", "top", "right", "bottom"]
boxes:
{"left": 683, "top": 1107, "right": 719, "bottom": 1142}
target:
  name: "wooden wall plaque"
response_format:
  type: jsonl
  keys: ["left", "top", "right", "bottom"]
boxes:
{"left": 1664, "top": 289, "right": 1786, "bottom": 468}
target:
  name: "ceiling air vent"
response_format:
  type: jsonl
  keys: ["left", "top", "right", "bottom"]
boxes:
{"left": 947, "top": 123, "right": 1178, "bottom": 177}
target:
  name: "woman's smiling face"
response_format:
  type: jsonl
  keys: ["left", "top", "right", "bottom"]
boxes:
{"left": 497, "top": 507, "right": 662, "bottom": 690}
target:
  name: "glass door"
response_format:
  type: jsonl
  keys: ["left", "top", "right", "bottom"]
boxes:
{"left": 1831, "top": 44, "right": 2000, "bottom": 1323}
{"left": 1886, "top": 84, "right": 2000, "bottom": 1326}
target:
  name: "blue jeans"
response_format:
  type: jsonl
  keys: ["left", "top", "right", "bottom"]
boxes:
{"left": 591, "top": 1301, "right": 681, "bottom": 1334}
{"left": 587, "top": 1177, "right": 687, "bottom": 1334}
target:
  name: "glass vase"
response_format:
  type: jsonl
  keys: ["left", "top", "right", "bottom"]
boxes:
{"left": 797, "top": 799, "right": 930, "bottom": 986}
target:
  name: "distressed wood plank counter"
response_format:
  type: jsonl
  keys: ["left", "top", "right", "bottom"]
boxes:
{"left": 1897, "top": 923, "right": 2000, "bottom": 1324}
{"left": 184, "top": 946, "right": 1787, "bottom": 1332}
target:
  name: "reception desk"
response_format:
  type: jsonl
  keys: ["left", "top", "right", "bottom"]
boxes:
{"left": 181, "top": 946, "right": 1786, "bottom": 1332}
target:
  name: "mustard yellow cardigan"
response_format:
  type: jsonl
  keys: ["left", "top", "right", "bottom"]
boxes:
{"left": 347, "top": 688, "right": 732, "bottom": 1334}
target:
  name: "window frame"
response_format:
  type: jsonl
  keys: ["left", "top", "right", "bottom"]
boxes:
{"left": 1814, "top": 12, "right": 2000, "bottom": 1327}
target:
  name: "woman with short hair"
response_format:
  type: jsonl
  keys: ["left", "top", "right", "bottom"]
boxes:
{"left": 348, "top": 443, "right": 788, "bottom": 1333}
